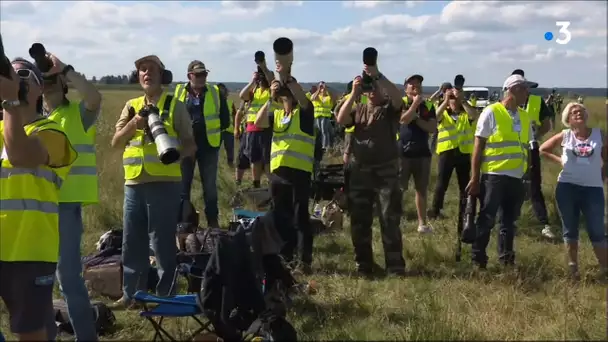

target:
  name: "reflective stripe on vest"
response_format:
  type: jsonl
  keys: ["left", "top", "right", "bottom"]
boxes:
{"left": 525, "top": 95, "right": 542, "bottom": 125}
{"left": 436, "top": 111, "right": 474, "bottom": 154}
{"left": 270, "top": 108, "right": 315, "bottom": 173}
{"left": 224, "top": 98, "right": 234, "bottom": 133}
{"left": 122, "top": 92, "right": 181, "bottom": 180}
{"left": 312, "top": 95, "right": 333, "bottom": 118}
{"left": 342, "top": 94, "right": 368, "bottom": 133}
{"left": 246, "top": 88, "right": 271, "bottom": 125}
{"left": 174, "top": 83, "right": 221, "bottom": 147}
{"left": 0, "top": 118, "right": 77, "bottom": 262}
{"left": 481, "top": 103, "right": 530, "bottom": 174}
{"left": 47, "top": 101, "right": 98, "bottom": 204}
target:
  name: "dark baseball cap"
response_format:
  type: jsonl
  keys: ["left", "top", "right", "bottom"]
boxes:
{"left": 405, "top": 74, "right": 424, "bottom": 84}
{"left": 441, "top": 82, "right": 453, "bottom": 89}
{"left": 11, "top": 57, "right": 43, "bottom": 85}
{"left": 188, "top": 60, "right": 209, "bottom": 74}
{"left": 511, "top": 69, "right": 538, "bottom": 88}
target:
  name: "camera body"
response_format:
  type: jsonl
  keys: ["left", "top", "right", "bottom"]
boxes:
{"left": 361, "top": 47, "right": 378, "bottom": 92}
{"left": 138, "top": 105, "right": 180, "bottom": 164}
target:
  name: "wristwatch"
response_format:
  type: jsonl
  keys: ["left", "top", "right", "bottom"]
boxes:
{"left": 1, "top": 99, "right": 21, "bottom": 110}
{"left": 61, "top": 65, "right": 75, "bottom": 76}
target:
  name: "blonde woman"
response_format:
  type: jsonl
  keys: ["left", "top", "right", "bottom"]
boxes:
{"left": 539, "top": 102, "right": 607, "bottom": 279}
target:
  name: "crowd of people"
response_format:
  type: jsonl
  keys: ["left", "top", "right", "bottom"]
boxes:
{"left": 0, "top": 46, "right": 606, "bottom": 342}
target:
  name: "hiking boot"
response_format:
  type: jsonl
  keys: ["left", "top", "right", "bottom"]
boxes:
{"left": 356, "top": 262, "right": 384, "bottom": 279}
{"left": 386, "top": 267, "right": 406, "bottom": 277}
{"left": 541, "top": 225, "right": 556, "bottom": 239}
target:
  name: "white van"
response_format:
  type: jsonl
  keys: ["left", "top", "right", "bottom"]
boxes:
{"left": 463, "top": 87, "right": 490, "bottom": 109}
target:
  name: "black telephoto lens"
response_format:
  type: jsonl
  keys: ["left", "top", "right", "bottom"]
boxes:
{"left": 29, "top": 43, "right": 52, "bottom": 73}
{"left": 273, "top": 37, "right": 293, "bottom": 55}
{"left": 254, "top": 51, "right": 265, "bottom": 63}
{"left": 362, "top": 47, "right": 378, "bottom": 66}
{"left": 454, "top": 74, "right": 465, "bottom": 88}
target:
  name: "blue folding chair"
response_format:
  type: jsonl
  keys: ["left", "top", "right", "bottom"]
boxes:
{"left": 133, "top": 290, "right": 211, "bottom": 341}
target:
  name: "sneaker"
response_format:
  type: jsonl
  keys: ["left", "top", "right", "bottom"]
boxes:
{"left": 417, "top": 224, "right": 432, "bottom": 234}
{"left": 109, "top": 297, "right": 141, "bottom": 310}
{"left": 541, "top": 225, "right": 555, "bottom": 239}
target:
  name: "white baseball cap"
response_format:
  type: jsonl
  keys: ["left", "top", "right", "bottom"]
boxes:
{"left": 502, "top": 74, "right": 538, "bottom": 90}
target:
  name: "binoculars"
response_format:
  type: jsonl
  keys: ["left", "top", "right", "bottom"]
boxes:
{"left": 138, "top": 105, "right": 180, "bottom": 164}
{"left": 361, "top": 47, "right": 378, "bottom": 92}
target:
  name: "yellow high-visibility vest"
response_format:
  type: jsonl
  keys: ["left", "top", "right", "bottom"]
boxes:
{"left": 312, "top": 94, "right": 333, "bottom": 118}
{"left": 469, "top": 98, "right": 477, "bottom": 108}
{"left": 122, "top": 92, "right": 182, "bottom": 180}
{"left": 174, "top": 83, "right": 221, "bottom": 147}
{"left": 224, "top": 98, "right": 234, "bottom": 134}
{"left": 270, "top": 107, "right": 315, "bottom": 173}
{"left": 305, "top": 92, "right": 312, "bottom": 100}
{"left": 47, "top": 101, "right": 98, "bottom": 204}
{"left": 481, "top": 103, "right": 530, "bottom": 174}
{"left": 245, "top": 88, "right": 280, "bottom": 127}
{"left": 525, "top": 94, "right": 542, "bottom": 125}
{"left": 436, "top": 111, "right": 474, "bottom": 154}
{"left": 0, "top": 118, "right": 77, "bottom": 262}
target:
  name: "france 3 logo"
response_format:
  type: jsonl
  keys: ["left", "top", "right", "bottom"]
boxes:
{"left": 544, "top": 21, "right": 572, "bottom": 45}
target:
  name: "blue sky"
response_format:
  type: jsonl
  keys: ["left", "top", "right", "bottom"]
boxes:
{"left": 1, "top": 1, "right": 606, "bottom": 87}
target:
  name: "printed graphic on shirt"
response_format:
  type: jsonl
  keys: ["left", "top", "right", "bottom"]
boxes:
{"left": 572, "top": 141, "right": 594, "bottom": 158}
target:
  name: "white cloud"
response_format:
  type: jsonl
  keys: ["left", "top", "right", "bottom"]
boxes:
{"left": 1, "top": 1, "right": 606, "bottom": 87}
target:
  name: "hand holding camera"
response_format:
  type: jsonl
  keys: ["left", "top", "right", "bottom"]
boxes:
{"left": 351, "top": 76, "right": 362, "bottom": 96}
{"left": 270, "top": 80, "right": 281, "bottom": 98}
{"left": 132, "top": 114, "right": 147, "bottom": 130}
{"left": 363, "top": 64, "right": 379, "bottom": 78}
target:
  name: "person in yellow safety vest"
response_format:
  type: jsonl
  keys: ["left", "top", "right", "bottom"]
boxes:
{"left": 428, "top": 86, "right": 479, "bottom": 219}
{"left": 254, "top": 76, "right": 315, "bottom": 274}
{"left": 38, "top": 52, "right": 102, "bottom": 341}
{"left": 310, "top": 81, "right": 336, "bottom": 156}
{"left": 425, "top": 82, "right": 453, "bottom": 154}
{"left": 173, "top": 60, "right": 229, "bottom": 229}
{"left": 511, "top": 69, "right": 556, "bottom": 239}
{"left": 305, "top": 85, "right": 318, "bottom": 100}
{"left": 468, "top": 93, "right": 477, "bottom": 108}
{"left": 217, "top": 83, "right": 236, "bottom": 168}
{"left": 400, "top": 74, "right": 438, "bottom": 234}
{"left": 0, "top": 59, "right": 77, "bottom": 342}
{"left": 465, "top": 74, "right": 535, "bottom": 269}
{"left": 111, "top": 55, "right": 196, "bottom": 309}
{"left": 238, "top": 63, "right": 280, "bottom": 188}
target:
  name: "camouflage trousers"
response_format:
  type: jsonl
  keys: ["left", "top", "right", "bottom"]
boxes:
{"left": 348, "top": 159, "right": 405, "bottom": 272}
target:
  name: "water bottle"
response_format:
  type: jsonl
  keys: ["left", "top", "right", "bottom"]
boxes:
{"left": 313, "top": 203, "right": 322, "bottom": 218}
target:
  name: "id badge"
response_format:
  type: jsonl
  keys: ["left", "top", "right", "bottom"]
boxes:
{"left": 575, "top": 157, "right": 590, "bottom": 165}
{"left": 281, "top": 115, "right": 291, "bottom": 125}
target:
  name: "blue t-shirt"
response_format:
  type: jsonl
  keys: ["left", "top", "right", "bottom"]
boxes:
{"left": 399, "top": 101, "right": 436, "bottom": 158}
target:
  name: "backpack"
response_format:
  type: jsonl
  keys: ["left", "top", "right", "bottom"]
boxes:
{"left": 53, "top": 299, "right": 116, "bottom": 336}
{"left": 243, "top": 313, "right": 298, "bottom": 342}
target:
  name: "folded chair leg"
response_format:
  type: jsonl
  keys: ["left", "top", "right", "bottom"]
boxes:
{"left": 144, "top": 316, "right": 178, "bottom": 342}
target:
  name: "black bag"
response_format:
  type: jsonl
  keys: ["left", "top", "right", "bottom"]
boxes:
{"left": 312, "top": 163, "right": 345, "bottom": 201}
{"left": 53, "top": 299, "right": 116, "bottom": 336}
{"left": 243, "top": 313, "right": 298, "bottom": 342}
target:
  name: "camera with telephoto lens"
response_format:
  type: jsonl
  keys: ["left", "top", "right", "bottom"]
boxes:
{"left": 0, "top": 34, "right": 29, "bottom": 104}
{"left": 272, "top": 37, "right": 294, "bottom": 97}
{"left": 361, "top": 47, "right": 377, "bottom": 92}
{"left": 253, "top": 50, "right": 267, "bottom": 82}
{"left": 138, "top": 105, "right": 181, "bottom": 165}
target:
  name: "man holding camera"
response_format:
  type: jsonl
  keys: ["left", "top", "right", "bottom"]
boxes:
{"left": 466, "top": 74, "right": 535, "bottom": 269}
{"left": 173, "top": 61, "right": 230, "bottom": 229}
{"left": 239, "top": 64, "right": 278, "bottom": 188}
{"left": 111, "top": 55, "right": 195, "bottom": 308}
{"left": 400, "top": 75, "right": 437, "bottom": 234}
{"left": 0, "top": 59, "right": 77, "bottom": 341}
{"left": 337, "top": 64, "right": 406, "bottom": 277}
{"left": 255, "top": 74, "right": 315, "bottom": 273}
{"left": 38, "top": 51, "right": 102, "bottom": 341}
{"left": 511, "top": 69, "right": 556, "bottom": 239}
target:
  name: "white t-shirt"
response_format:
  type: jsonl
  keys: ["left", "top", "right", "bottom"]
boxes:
{"left": 475, "top": 106, "right": 533, "bottom": 179}
{"left": 557, "top": 128, "right": 604, "bottom": 188}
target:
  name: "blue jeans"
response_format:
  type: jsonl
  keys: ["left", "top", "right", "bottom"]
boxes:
{"left": 221, "top": 131, "right": 235, "bottom": 165}
{"left": 47, "top": 203, "right": 97, "bottom": 341}
{"left": 181, "top": 147, "right": 220, "bottom": 224}
{"left": 314, "top": 117, "right": 334, "bottom": 149}
{"left": 122, "top": 182, "right": 181, "bottom": 300}
{"left": 555, "top": 182, "right": 607, "bottom": 246}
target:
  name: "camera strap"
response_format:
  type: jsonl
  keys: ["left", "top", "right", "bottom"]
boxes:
{"left": 161, "top": 95, "right": 174, "bottom": 122}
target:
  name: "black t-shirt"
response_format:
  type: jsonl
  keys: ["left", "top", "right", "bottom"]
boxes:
{"left": 399, "top": 100, "right": 436, "bottom": 158}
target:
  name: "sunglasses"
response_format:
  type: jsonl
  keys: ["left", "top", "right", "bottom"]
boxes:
{"left": 190, "top": 72, "right": 208, "bottom": 78}
{"left": 16, "top": 69, "right": 41, "bottom": 86}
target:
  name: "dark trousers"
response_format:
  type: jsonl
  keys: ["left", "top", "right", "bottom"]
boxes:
{"left": 270, "top": 170, "right": 313, "bottom": 265}
{"left": 431, "top": 149, "right": 471, "bottom": 214}
{"left": 472, "top": 174, "right": 524, "bottom": 266}
{"left": 528, "top": 147, "right": 549, "bottom": 225}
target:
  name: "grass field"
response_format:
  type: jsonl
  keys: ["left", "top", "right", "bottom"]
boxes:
{"left": 1, "top": 90, "right": 606, "bottom": 341}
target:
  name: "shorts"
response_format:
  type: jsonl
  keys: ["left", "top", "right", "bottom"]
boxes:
{"left": 245, "top": 130, "right": 271, "bottom": 165}
{"left": 0, "top": 261, "right": 57, "bottom": 334}
{"left": 400, "top": 156, "right": 431, "bottom": 193}
{"left": 237, "top": 133, "right": 251, "bottom": 170}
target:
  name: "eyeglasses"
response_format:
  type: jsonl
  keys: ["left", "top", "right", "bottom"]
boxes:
{"left": 16, "top": 69, "right": 41, "bottom": 86}
{"left": 190, "top": 72, "right": 208, "bottom": 78}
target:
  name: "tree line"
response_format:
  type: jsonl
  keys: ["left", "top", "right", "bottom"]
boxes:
{"left": 89, "top": 70, "right": 138, "bottom": 85}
